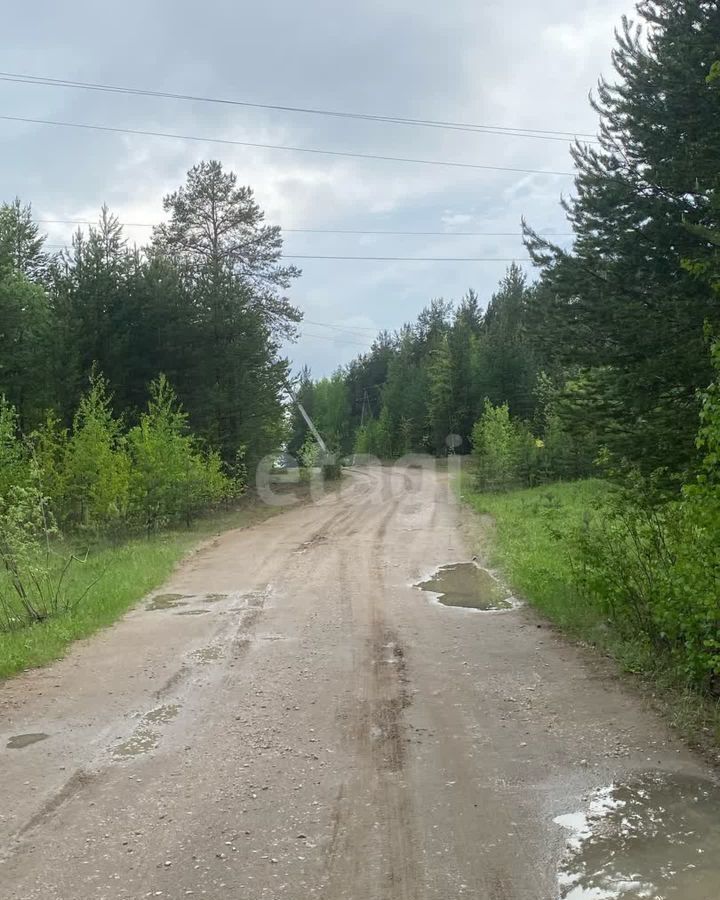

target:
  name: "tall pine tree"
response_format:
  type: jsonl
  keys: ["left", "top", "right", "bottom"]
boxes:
{"left": 525, "top": 1, "right": 720, "bottom": 471}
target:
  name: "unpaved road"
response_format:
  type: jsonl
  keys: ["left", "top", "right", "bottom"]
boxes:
{"left": 1, "top": 466, "right": 718, "bottom": 899}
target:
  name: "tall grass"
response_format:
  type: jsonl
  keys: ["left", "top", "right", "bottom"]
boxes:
{"left": 460, "top": 476, "right": 608, "bottom": 635}
{"left": 459, "top": 474, "right": 720, "bottom": 754}
{"left": 0, "top": 499, "right": 276, "bottom": 679}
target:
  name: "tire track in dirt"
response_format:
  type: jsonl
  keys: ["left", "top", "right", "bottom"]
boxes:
{"left": 323, "top": 472, "right": 422, "bottom": 898}
{"left": 367, "top": 481, "right": 424, "bottom": 900}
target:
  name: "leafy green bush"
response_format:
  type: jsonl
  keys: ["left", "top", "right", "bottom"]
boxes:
{"left": 471, "top": 400, "right": 520, "bottom": 490}
{"left": 0, "top": 483, "right": 95, "bottom": 631}
{"left": 127, "top": 375, "right": 234, "bottom": 530}
{"left": 28, "top": 411, "right": 68, "bottom": 511}
{"left": 573, "top": 341, "right": 720, "bottom": 688}
{"left": 61, "top": 371, "right": 131, "bottom": 532}
{"left": 0, "top": 397, "right": 30, "bottom": 498}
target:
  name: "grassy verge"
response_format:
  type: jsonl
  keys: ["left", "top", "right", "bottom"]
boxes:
{"left": 460, "top": 477, "right": 608, "bottom": 637}
{"left": 0, "top": 495, "right": 292, "bottom": 680}
{"left": 459, "top": 474, "right": 720, "bottom": 758}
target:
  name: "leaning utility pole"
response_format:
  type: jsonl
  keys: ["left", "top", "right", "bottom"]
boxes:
{"left": 284, "top": 382, "right": 329, "bottom": 455}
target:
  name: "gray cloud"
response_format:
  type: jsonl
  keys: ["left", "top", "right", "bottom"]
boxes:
{"left": 1, "top": 0, "right": 633, "bottom": 374}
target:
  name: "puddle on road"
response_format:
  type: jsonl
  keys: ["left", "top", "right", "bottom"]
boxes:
{"left": 113, "top": 705, "right": 180, "bottom": 759}
{"left": 144, "top": 704, "right": 180, "bottom": 725}
{"left": 175, "top": 608, "right": 210, "bottom": 616}
{"left": 415, "top": 563, "right": 513, "bottom": 610}
{"left": 193, "top": 645, "right": 224, "bottom": 663}
{"left": 203, "top": 593, "right": 227, "bottom": 604}
{"left": 555, "top": 772, "right": 720, "bottom": 898}
{"left": 147, "top": 593, "right": 188, "bottom": 610}
{"left": 113, "top": 729, "right": 158, "bottom": 758}
{"left": 7, "top": 732, "right": 49, "bottom": 749}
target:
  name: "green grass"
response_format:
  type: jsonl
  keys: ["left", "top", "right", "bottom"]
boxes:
{"left": 459, "top": 474, "right": 720, "bottom": 757}
{"left": 460, "top": 476, "right": 608, "bottom": 634}
{"left": 0, "top": 498, "right": 283, "bottom": 680}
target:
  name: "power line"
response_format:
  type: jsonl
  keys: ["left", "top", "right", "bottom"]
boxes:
{"left": 43, "top": 244, "right": 528, "bottom": 262}
{"left": 283, "top": 254, "right": 528, "bottom": 261}
{"left": 289, "top": 228, "right": 570, "bottom": 237}
{"left": 0, "top": 70, "right": 600, "bottom": 144}
{"left": 302, "top": 319, "right": 380, "bottom": 334}
{"left": 298, "top": 329, "right": 370, "bottom": 347}
{"left": 0, "top": 114, "right": 575, "bottom": 177}
{"left": 36, "top": 218, "right": 574, "bottom": 237}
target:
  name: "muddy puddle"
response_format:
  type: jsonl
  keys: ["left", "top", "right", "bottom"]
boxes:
{"left": 175, "top": 608, "right": 210, "bottom": 616}
{"left": 415, "top": 563, "right": 513, "bottom": 610}
{"left": 193, "top": 645, "right": 224, "bottom": 663}
{"left": 203, "top": 593, "right": 227, "bottom": 604}
{"left": 147, "top": 593, "right": 188, "bottom": 610}
{"left": 555, "top": 772, "right": 720, "bottom": 898}
{"left": 144, "top": 703, "right": 180, "bottom": 725}
{"left": 7, "top": 732, "right": 49, "bottom": 749}
{"left": 113, "top": 730, "right": 159, "bottom": 758}
{"left": 113, "top": 705, "right": 180, "bottom": 759}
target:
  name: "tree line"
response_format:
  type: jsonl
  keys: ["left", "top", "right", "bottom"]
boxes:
{"left": 1, "top": 160, "right": 300, "bottom": 478}
{"left": 289, "top": 1, "right": 720, "bottom": 689}
{"left": 292, "top": 1, "right": 720, "bottom": 487}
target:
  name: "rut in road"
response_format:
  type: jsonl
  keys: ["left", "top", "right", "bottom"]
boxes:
{"left": 1, "top": 465, "right": 718, "bottom": 900}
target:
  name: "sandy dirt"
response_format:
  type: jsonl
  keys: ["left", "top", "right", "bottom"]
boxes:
{"left": 0, "top": 465, "right": 717, "bottom": 899}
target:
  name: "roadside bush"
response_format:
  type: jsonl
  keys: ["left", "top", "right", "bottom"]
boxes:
{"left": 0, "top": 397, "right": 30, "bottom": 498}
{"left": 471, "top": 400, "right": 520, "bottom": 491}
{"left": 299, "top": 436, "right": 341, "bottom": 481}
{"left": 353, "top": 409, "right": 394, "bottom": 459}
{"left": 61, "top": 372, "right": 130, "bottom": 532}
{"left": 0, "top": 482, "right": 94, "bottom": 631}
{"left": 472, "top": 398, "right": 599, "bottom": 492}
{"left": 574, "top": 472, "right": 678, "bottom": 648}
{"left": 573, "top": 341, "right": 720, "bottom": 688}
{"left": 127, "top": 375, "right": 234, "bottom": 530}
{"left": 29, "top": 411, "right": 68, "bottom": 512}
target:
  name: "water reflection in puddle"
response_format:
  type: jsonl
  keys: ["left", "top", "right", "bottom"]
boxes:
{"left": 193, "top": 645, "right": 224, "bottom": 663}
{"left": 147, "top": 593, "right": 189, "bottom": 610}
{"left": 112, "top": 705, "right": 180, "bottom": 759}
{"left": 7, "top": 732, "right": 49, "bottom": 749}
{"left": 113, "top": 730, "right": 159, "bottom": 758}
{"left": 415, "top": 563, "right": 513, "bottom": 610}
{"left": 555, "top": 772, "right": 720, "bottom": 898}
{"left": 144, "top": 703, "right": 180, "bottom": 725}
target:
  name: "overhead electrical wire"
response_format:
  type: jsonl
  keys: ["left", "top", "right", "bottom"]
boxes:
{"left": 0, "top": 114, "right": 575, "bottom": 177}
{"left": 43, "top": 243, "right": 528, "bottom": 262}
{"left": 0, "top": 70, "right": 600, "bottom": 144}
{"left": 36, "top": 218, "right": 573, "bottom": 237}
{"left": 302, "top": 319, "right": 382, "bottom": 334}
{"left": 298, "top": 329, "right": 370, "bottom": 347}
{"left": 283, "top": 254, "right": 527, "bottom": 261}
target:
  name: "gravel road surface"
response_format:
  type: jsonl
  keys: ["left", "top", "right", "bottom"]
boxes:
{"left": 1, "top": 466, "right": 717, "bottom": 899}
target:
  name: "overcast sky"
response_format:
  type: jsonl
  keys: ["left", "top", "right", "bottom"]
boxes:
{"left": 1, "top": 0, "right": 634, "bottom": 375}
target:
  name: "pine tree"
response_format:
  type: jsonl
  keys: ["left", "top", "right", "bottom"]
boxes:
{"left": 474, "top": 265, "right": 537, "bottom": 420}
{"left": 152, "top": 161, "right": 299, "bottom": 469}
{"left": 525, "top": 1, "right": 720, "bottom": 471}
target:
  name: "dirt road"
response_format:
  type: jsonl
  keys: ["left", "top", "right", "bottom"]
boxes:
{"left": 1, "top": 466, "right": 718, "bottom": 899}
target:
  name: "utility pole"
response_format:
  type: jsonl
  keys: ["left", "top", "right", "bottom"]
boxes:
{"left": 284, "top": 382, "right": 329, "bottom": 454}
{"left": 360, "top": 388, "right": 370, "bottom": 429}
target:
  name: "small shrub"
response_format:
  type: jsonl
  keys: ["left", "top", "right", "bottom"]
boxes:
{"left": 128, "top": 374, "right": 233, "bottom": 530}
{"left": 471, "top": 400, "right": 519, "bottom": 491}
{"left": 0, "top": 483, "right": 94, "bottom": 631}
{"left": 62, "top": 371, "right": 130, "bottom": 532}
{"left": 0, "top": 397, "right": 29, "bottom": 498}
